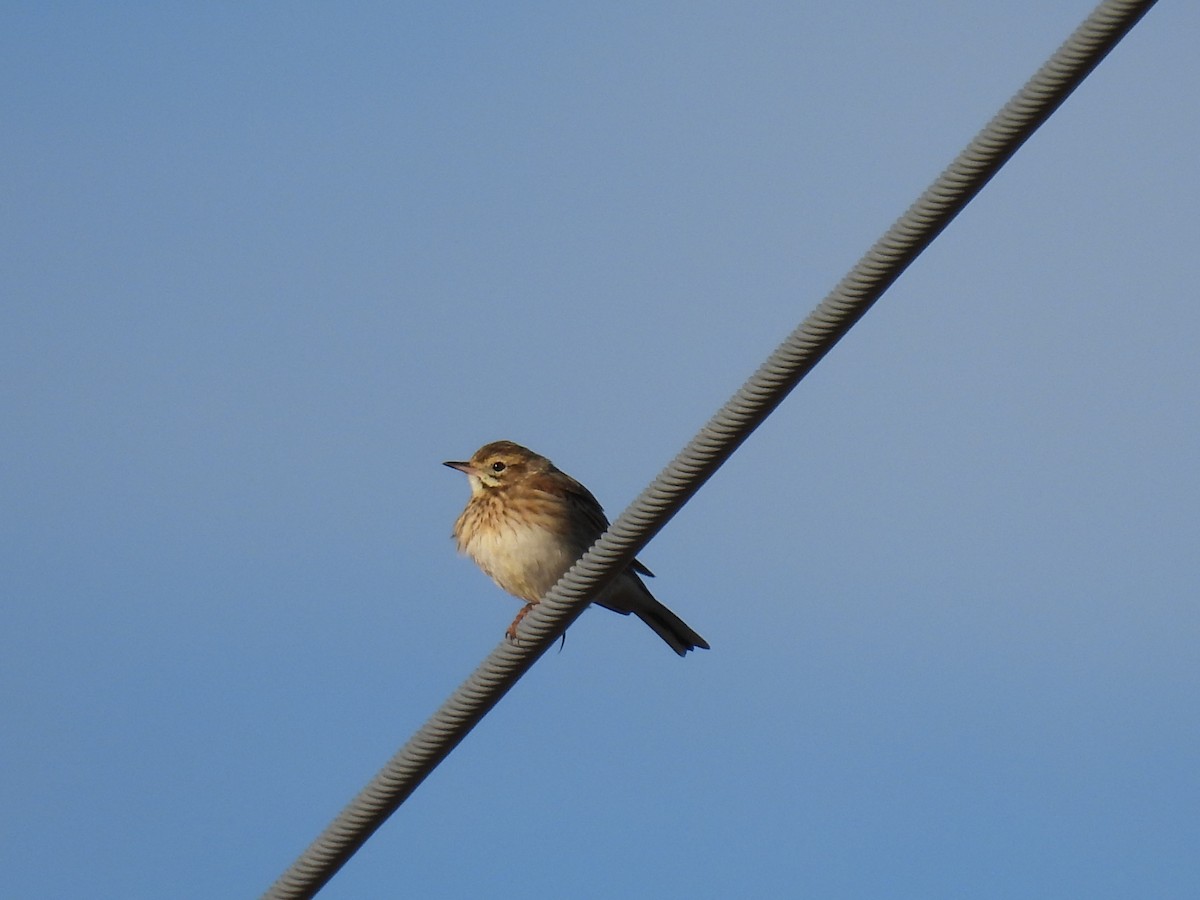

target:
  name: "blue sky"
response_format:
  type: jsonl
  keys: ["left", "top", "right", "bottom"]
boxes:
{"left": 3, "top": 3, "right": 1198, "bottom": 897}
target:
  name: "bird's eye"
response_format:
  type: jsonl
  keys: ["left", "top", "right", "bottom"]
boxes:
{"left": 491, "top": 461, "right": 506, "bottom": 473}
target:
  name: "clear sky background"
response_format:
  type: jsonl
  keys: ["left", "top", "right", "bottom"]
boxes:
{"left": 3, "top": 3, "right": 1198, "bottom": 898}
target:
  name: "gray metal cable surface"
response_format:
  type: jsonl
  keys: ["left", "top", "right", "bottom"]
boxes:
{"left": 263, "top": 1, "right": 1157, "bottom": 896}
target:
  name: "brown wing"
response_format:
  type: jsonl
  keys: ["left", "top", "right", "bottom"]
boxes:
{"left": 556, "top": 471, "right": 654, "bottom": 578}
{"left": 556, "top": 472, "right": 608, "bottom": 548}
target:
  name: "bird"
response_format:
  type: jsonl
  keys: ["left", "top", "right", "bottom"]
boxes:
{"left": 444, "top": 441, "right": 709, "bottom": 656}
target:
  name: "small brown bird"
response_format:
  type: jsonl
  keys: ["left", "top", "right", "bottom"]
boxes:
{"left": 444, "top": 441, "right": 709, "bottom": 656}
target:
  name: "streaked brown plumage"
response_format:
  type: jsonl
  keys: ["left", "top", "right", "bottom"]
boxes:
{"left": 444, "top": 441, "right": 709, "bottom": 656}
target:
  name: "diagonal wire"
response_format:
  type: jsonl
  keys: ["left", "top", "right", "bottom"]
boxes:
{"left": 263, "top": 1, "right": 1158, "bottom": 896}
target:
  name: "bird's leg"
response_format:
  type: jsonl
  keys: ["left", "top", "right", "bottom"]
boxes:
{"left": 506, "top": 603, "right": 534, "bottom": 642}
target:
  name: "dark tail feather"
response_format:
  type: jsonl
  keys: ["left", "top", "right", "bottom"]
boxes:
{"left": 635, "top": 599, "right": 710, "bottom": 657}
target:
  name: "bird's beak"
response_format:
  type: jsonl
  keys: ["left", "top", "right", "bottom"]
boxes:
{"left": 443, "top": 460, "right": 473, "bottom": 474}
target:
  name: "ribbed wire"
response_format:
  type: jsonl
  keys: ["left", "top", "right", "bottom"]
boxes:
{"left": 263, "top": 1, "right": 1157, "bottom": 895}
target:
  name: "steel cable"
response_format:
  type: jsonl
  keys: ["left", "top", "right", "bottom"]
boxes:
{"left": 263, "top": 1, "right": 1157, "bottom": 895}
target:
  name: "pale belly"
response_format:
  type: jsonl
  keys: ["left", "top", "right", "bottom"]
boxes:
{"left": 465, "top": 519, "right": 582, "bottom": 603}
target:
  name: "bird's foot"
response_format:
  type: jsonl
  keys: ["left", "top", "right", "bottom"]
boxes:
{"left": 506, "top": 603, "right": 534, "bottom": 643}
